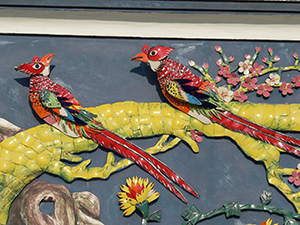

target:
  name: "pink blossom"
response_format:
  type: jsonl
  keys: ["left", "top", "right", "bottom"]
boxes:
{"left": 215, "top": 46, "right": 222, "bottom": 52}
{"left": 205, "top": 81, "right": 217, "bottom": 92}
{"left": 257, "top": 84, "right": 273, "bottom": 98}
{"left": 292, "top": 75, "right": 300, "bottom": 87}
{"left": 288, "top": 170, "right": 300, "bottom": 186}
{"left": 279, "top": 82, "right": 293, "bottom": 95}
{"left": 233, "top": 90, "right": 248, "bottom": 103}
{"left": 242, "top": 77, "right": 258, "bottom": 90}
{"left": 215, "top": 76, "right": 222, "bottom": 83}
{"left": 216, "top": 59, "right": 222, "bottom": 67}
{"left": 249, "top": 63, "right": 264, "bottom": 76}
{"left": 227, "top": 72, "right": 240, "bottom": 86}
{"left": 238, "top": 60, "right": 251, "bottom": 75}
{"left": 191, "top": 129, "right": 203, "bottom": 143}
{"left": 245, "top": 54, "right": 251, "bottom": 60}
{"left": 228, "top": 56, "right": 234, "bottom": 62}
{"left": 203, "top": 63, "right": 209, "bottom": 69}
{"left": 218, "top": 65, "right": 231, "bottom": 78}
{"left": 255, "top": 46, "right": 261, "bottom": 52}
{"left": 262, "top": 57, "right": 268, "bottom": 63}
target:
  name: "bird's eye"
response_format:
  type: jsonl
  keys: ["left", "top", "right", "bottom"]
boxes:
{"left": 150, "top": 50, "right": 158, "bottom": 57}
{"left": 32, "top": 64, "right": 42, "bottom": 70}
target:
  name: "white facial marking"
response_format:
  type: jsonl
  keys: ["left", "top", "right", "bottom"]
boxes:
{"left": 41, "top": 65, "right": 50, "bottom": 76}
{"left": 148, "top": 60, "right": 162, "bottom": 72}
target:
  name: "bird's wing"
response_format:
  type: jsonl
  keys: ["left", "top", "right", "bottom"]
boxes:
{"left": 39, "top": 89, "right": 99, "bottom": 126}
{"left": 39, "top": 89, "right": 77, "bottom": 121}
{"left": 165, "top": 79, "right": 217, "bottom": 109}
{"left": 176, "top": 79, "right": 219, "bottom": 101}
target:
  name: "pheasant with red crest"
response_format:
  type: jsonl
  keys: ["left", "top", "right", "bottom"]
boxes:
{"left": 14, "top": 54, "right": 199, "bottom": 203}
{"left": 132, "top": 44, "right": 300, "bottom": 157}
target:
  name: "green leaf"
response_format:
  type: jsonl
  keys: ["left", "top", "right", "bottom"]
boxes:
{"left": 147, "top": 210, "right": 162, "bottom": 222}
{"left": 181, "top": 204, "right": 202, "bottom": 225}
{"left": 260, "top": 189, "right": 272, "bottom": 205}
{"left": 284, "top": 216, "right": 298, "bottom": 225}
{"left": 223, "top": 201, "right": 241, "bottom": 217}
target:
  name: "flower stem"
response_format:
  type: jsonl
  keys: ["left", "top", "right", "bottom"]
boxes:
{"left": 141, "top": 218, "right": 147, "bottom": 225}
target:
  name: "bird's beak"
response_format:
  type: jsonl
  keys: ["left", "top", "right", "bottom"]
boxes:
{"left": 40, "top": 53, "right": 55, "bottom": 66}
{"left": 14, "top": 65, "right": 21, "bottom": 71}
{"left": 131, "top": 52, "right": 148, "bottom": 63}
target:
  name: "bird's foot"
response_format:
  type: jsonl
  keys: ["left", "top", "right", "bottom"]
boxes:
{"left": 146, "top": 135, "right": 182, "bottom": 154}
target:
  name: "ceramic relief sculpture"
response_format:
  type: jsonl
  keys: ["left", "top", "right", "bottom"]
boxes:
{"left": 1, "top": 45, "right": 300, "bottom": 224}
{"left": 14, "top": 54, "right": 198, "bottom": 203}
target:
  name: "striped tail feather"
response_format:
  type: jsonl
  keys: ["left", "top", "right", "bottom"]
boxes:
{"left": 87, "top": 128, "right": 199, "bottom": 203}
{"left": 212, "top": 111, "right": 300, "bottom": 157}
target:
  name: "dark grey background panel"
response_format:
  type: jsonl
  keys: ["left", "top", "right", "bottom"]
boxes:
{"left": 1, "top": 35, "right": 300, "bottom": 224}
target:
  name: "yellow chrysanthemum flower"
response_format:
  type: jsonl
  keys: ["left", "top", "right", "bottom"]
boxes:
{"left": 260, "top": 218, "right": 279, "bottom": 225}
{"left": 118, "top": 176, "right": 160, "bottom": 216}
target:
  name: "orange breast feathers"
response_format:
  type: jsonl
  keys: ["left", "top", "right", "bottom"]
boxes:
{"left": 29, "top": 92, "right": 51, "bottom": 119}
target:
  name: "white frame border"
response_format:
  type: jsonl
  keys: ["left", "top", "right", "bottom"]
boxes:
{"left": 1, "top": 9, "right": 300, "bottom": 41}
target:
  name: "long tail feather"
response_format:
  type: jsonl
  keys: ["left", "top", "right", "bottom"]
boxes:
{"left": 212, "top": 111, "right": 300, "bottom": 157}
{"left": 87, "top": 129, "right": 199, "bottom": 202}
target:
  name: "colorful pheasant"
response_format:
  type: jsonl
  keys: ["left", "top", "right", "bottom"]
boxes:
{"left": 14, "top": 54, "right": 199, "bottom": 203}
{"left": 132, "top": 45, "right": 300, "bottom": 156}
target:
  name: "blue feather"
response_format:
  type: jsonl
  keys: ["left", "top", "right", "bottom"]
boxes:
{"left": 62, "top": 107, "right": 75, "bottom": 122}
{"left": 186, "top": 93, "right": 202, "bottom": 105}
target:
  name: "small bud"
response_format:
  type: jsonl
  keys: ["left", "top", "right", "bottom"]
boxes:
{"left": 189, "top": 60, "right": 195, "bottom": 67}
{"left": 293, "top": 52, "right": 298, "bottom": 59}
{"left": 216, "top": 59, "right": 222, "bottom": 67}
{"left": 268, "top": 48, "right": 273, "bottom": 53}
{"left": 215, "top": 76, "right": 221, "bottom": 83}
{"left": 273, "top": 56, "right": 280, "bottom": 62}
{"left": 228, "top": 56, "right": 234, "bottom": 62}
{"left": 245, "top": 54, "right": 251, "bottom": 60}
{"left": 203, "top": 63, "right": 209, "bottom": 69}
{"left": 215, "top": 46, "right": 222, "bottom": 53}
{"left": 262, "top": 57, "right": 268, "bottom": 63}
{"left": 268, "top": 48, "right": 273, "bottom": 56}
{"left": 255, "top": 46, "right": 261, "bottom": 52}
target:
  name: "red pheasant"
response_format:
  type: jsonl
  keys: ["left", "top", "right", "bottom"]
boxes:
{"left": 14, "top": 53, "right": 199, "bottom": 203}
{"left": 132, "top": 45, "right": 300, "bottom": 156}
